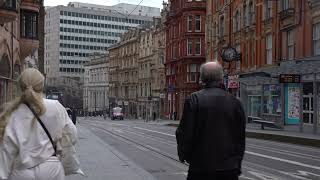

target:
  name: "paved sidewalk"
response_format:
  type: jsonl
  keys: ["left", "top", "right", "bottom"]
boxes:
{"left": 66, "top": 124, "right": 156, "bottom": 180}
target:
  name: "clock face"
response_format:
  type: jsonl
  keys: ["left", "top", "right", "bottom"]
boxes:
{"left": 222, "top": 48, "right": 237, "bottom": 62}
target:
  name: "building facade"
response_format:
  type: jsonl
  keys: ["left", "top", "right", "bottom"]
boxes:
{"left": 45, "top": 2, "right": 159, "bottom": 79}
{"left": 0, "top": 0, "right": 44, "bottom": 111}
{"left": 83, "top": 54, "right": 109, "bottom": 115}
{"left": 163, "top": 0, "right": 206, "bottom": 120}
{"left": 108, "top": 29, "right": 141, "bottom": 118}
{"left": 44, "top": 2, "right": 159, "bottom": 109}
{"left": 137, "top": 18, "right": 166, "bottom": 120}
{"left": 206, "top": 0, "right": 320, "bottom": 133}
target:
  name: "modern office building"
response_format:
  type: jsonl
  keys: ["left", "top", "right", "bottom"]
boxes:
{"left": 44, "top": 2, "right": 160, "bottom": 80}
{"left": 44, "top": 2, "right": 160, "bottom": 109}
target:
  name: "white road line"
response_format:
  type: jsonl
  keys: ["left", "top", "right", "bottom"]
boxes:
{"left": 110, "top": 123, "right": 131, "bottom": 127}
{"left": 247, "top": 144, "right": 320, "bottom": 162}
{"left": 133, "top": 127, "right": 176, "bottom": 137}
{"left": 246, "top": 151, "right": 320, "bottom": 171}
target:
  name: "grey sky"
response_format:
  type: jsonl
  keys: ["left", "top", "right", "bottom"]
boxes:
{"left": 44, "top": 0, "right": 165, "bottom": 9}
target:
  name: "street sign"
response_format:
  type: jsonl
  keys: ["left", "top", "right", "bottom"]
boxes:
{"left": 167, "top": 84, "right": 174, "bottom": 93}
{"left": 279, "top": 74, "right": 301, "bottom": 83}
{"left": 228, "top": 75, "right": 239, "bottom": 89}
{"left": 160, "top": 93, "right": 165, "bottom": 99}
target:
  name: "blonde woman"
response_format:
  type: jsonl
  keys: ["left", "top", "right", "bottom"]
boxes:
{"left": 0, "top": 68, "right": 80, "bottom": 180}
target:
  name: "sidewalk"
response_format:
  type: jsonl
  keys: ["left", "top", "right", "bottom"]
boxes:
{"left": 142, "top": 119, "right": 320, "bottom": 148}
{"left": 66, "top": 124, "right": 156, "bottom": 180}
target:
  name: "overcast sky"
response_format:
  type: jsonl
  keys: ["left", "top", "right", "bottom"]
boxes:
{"left": 44, "top": 0, "right": 165, "bottom": 9}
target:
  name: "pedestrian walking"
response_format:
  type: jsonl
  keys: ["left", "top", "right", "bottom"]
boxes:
{"left": 0, "top": 68, "right": 82, "bottom": 180}
{"left": 176, "top": 62, "right": 246, "bottom": 180}
{"left": 71, "top": 108, "right": 77, "bottom": 125}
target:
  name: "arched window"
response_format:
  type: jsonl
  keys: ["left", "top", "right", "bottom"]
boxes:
{"left": 0, "top": 55, "right": 11, "bottom": 78}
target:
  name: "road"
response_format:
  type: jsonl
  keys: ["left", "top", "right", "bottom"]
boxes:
{"left": 80, "top": 117, "right": 320, "bottom": 180}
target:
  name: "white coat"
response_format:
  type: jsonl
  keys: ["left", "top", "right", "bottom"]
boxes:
{"left": 0, "top": 99, "right": 78, "bottom": 180}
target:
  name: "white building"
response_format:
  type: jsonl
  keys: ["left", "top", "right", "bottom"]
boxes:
{"left": 83, "top": 53, "right": 109, "bottom": 113}
{"left": 44, "top": 2, "right": 160, "bottom": 80}
{"left": 44, "top": 2, "right": 160, "bottom": 109}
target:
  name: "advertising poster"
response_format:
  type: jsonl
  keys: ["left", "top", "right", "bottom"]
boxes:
{"left": 285, "top": 83, "right": 301, "bottom": 124}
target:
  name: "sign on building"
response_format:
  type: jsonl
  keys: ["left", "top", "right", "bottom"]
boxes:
{"left": 228, "top": 75, "right": 239, "bottom": 89}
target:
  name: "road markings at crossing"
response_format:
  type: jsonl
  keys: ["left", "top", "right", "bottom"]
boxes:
{"left": 246, "top": 151, "right": 320, "bottom": 171}
{"left": 133, "top": 127, "right": 176, "bottom": 137}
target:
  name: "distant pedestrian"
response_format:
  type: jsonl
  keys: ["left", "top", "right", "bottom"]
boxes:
{"left": 72, "top": 108, "right": 77, "bottom": 125}
{"left": 173, "top": 112, "right": 177, "bottom": 120}
{"left": 153, "top": 112, "right": 156, "bottom": 121}
{"left": 176, "top": 62, "right": 246, "bottom": 180}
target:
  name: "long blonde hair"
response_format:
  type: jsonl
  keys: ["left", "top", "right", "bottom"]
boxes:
{"left": 0, "top": 68, "right": 46, "bottom": 140}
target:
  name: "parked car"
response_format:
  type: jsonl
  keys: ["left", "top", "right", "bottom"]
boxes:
{"left": 111, "top": 107, "right": 124, "bottom": 120}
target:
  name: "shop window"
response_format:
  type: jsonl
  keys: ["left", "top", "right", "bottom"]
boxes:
{"left": 263, "top": 85, "right": 281, "bottom": 115}
{"left": 248, "top": 96, "right": 261, "bottom": 117}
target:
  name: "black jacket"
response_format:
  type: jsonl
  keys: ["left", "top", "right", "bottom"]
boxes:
{"left": 176, "top": 85, "right": 246, "bottom": 173}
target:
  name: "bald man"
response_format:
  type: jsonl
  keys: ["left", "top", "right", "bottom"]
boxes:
{"left": 176, "top": 62, "right": 246, "bottom": 180}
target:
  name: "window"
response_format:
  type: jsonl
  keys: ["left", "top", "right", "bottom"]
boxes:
{"left": 187, "top": 39, "right": 192, "bottom": 55}
{"left": 266, "top": 34, "right": 273, "bottom": 64}
{"left": 220, "top": 16, "right": 225, "bottom": 37}
{"left": 249, "top": 2, "right": 255, "bottom": 25}
{"left": 287, "top": 30, "right": 294, "bottom": 60}
{"left": 20, "top": 11, "right": 38, "bottom": 39}
{"left": 234, "top": 11, "right": 240, "bottom": 32}
{"left": 195, "top": 15, "right": 201, "bottom": 32}
{"left": 265, "top": 1, "right": 272, "bottom": 20}
{"left": 313, "top": 23, "right": 320, "bottom": 55}
{"left": 195, "top": 38, "right": 201, "bottom": 55}
{"left": 187, "top": 16, "right": 192, "bottom": 32}
{"left": 187, "top": 64, "right": 198, "bottom": 83}
{"left": 243, "top": 5, "right": 247, "bottom": 27}
{"left": 282, "top": 0, "right": 290, "bottom": 10}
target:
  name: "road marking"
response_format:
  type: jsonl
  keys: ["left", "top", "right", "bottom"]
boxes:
{"left": 239, "top": 175, "right": 256, "bottom": 180}
{"left": 247, "top": 144, "right": 320, "bottom": 162}
{"left": 110, "top": 123, "right": 131, "bottom": 127}
{"left": 133, "top": 127, "right": 175, "bottom": 137}
{"left": 246, "top": 151, "right": 320, "bottom": 171}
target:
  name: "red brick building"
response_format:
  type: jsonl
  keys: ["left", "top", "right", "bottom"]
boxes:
{"left": 163, "top": 0, "right": 206, "bottom": 119}
{"left": 206, "top": 0, "right": 320, "bottom": 132}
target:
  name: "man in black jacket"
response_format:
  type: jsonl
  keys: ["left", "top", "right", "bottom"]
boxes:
{"left": 176, "top": 62, "right": 246, "bottom": 180}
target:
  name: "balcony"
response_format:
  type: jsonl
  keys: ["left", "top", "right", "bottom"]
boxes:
{"left": 279, "top": 8, "right": 296, "bottom": 30}
{"left": 0, "top": 0, "right": 18, "bottom": 24}
{"left": 21, "top": 0, "right": 40, "bottom": 12}
{"left": 280, "top": 8, "right": 295, "bottom": 20}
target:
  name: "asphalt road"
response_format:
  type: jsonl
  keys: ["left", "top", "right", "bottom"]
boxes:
{"left": 80, "top": 117, "right": 320, "bottom": 180}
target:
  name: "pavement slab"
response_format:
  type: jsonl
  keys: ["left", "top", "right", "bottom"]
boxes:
{"left": 66, "top": 124, "right": 156, "bottom": 180}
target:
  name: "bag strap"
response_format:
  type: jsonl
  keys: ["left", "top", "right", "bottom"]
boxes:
{"left": 25, "top": 103, "right": 57, "bottom": 156}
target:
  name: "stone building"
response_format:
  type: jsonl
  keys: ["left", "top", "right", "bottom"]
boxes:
{"left": 206, "top": 0, "right": 320, "bottom": 133}
{"left": 108, "top": 29, "right": 141, "bottom": 118}
{"left": 0, "top": 0, "right": 44, "bottom": 110}
{"left": 83, "top": 53, "right": 109, "bottom": 115}
{"left": 137, "top": 18, "right": 166, "bottom": 120}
